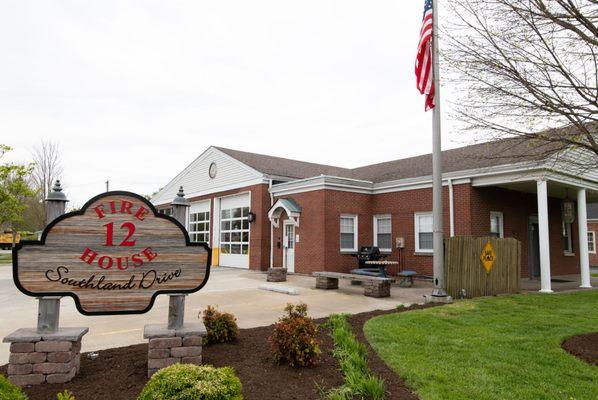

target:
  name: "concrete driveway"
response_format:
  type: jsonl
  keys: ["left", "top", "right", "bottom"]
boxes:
{"left": 0, "top": 265, "right": 430, "bottom": 364}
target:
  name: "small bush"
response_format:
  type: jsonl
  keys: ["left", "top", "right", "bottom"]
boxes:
{"left": 202, "top": 305, "right": 239, "bottom": 345}
{"left": 56, "top": 390, "right": 75, "bottom": 400}
{"left": 137, "top": 364, "right": 242, "bottom": 400}
{"left": 269, "top": 303, "right": 321, "bottom": 367}
{"left": 0, "top": 374, "right": 28, "bottom": 400}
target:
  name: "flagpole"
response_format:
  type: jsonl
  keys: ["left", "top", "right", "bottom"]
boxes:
{"left": 430, "top": 0, "right": 450, "bottom": 301}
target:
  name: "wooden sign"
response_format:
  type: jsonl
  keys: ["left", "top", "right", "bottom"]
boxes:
{"left": 480, "top": 240, "right": 496, "bottom": 273}
{"left": 13, "top": 191, "right": 211, "bottom": 315}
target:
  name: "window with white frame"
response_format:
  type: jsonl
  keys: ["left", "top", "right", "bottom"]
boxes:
{"left": 159, "top": 207, "right": 172, "bottom": 216}
{"left": 374, "top": 215, "right": 392, "bottom": 251}
{"left": 588, "top": 231, "right": 596, "bottom": 254}
{"left": 490, "top": 212, "right": 504, "bottom": 238}
{"left": 563, "top": 221, "right": 573, "bottom": 254}
{"left": 220, "top": 206, "right": 250, "bottom": 255}
{"left": 340, "top": 215, "right": 358, "bottom": 252}
{"left": 415, "top": 212, "right": 433, "bottom": 252}
{"left": 189, "top": 210, "right": 210, "bottom": 244}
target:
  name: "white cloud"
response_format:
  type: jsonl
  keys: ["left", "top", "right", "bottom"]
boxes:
{"left": 0, "top": 0, "right": 462, "bottom": 207}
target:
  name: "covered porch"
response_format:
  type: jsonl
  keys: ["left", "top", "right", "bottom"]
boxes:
{"left": 520, "top": 274, "right": 598, "bottom": 292}
{"left": 473, "top": 169, "right": 598, "bottom": 293}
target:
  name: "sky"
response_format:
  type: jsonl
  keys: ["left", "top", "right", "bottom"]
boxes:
{"left": 0, "top": 0, "right": 463, "bottom": 208}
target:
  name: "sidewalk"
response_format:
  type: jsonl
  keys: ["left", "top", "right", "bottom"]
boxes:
{"left": 0, "top": 265, "right": 431, "bottom": 364}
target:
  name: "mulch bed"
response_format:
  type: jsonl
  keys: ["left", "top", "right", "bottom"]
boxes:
{"left": 561, "top": 332, "right": 598, "bottom": 366}
{"left": 1, "top": 305, "right": 434, "bottom": 400}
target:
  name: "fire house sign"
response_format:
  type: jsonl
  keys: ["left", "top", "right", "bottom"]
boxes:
{"left": 480, "top": 240, "right": 496, "bottom": 273}
{"left": 12, "top": 192, "right": 211, "bottom": 315}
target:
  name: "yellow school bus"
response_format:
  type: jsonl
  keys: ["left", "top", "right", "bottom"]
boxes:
{"left": 0, "top": 231, "right": 20, "bottom": 250}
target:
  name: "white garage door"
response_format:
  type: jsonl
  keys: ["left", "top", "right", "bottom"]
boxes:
{"left": 219, "top": 193, "right": 250, "bottom": 268}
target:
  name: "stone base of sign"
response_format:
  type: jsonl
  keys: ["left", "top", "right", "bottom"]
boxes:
{"left": 143, "top": 323, "right": 207, "bottom": 378}
{"left": 2, "top": 327, "right": 88, "bottom": 386}
{"left": 267, "top": 267, "right": 287, "bottom": 282}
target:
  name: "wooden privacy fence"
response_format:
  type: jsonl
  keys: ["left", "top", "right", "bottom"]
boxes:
{"left": 444, "top": 236, "right": 521, "bottom": 298}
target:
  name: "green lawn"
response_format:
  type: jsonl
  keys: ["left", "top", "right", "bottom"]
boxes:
{"left": 0, "top": 253, "right": 12, "bottom": 264}
{"left": 365, "top": 291, "right": 598, "bottom": 400}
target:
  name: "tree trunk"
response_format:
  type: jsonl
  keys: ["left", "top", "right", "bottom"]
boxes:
{"left": 11, "top": 229, "right": 17, "bottom": 249}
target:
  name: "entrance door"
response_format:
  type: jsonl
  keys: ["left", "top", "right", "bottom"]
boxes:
{"left": 283, "top": 222, "right": 295, "bottom": 273}
{"left": 528, "top": 216, "right": 540, "bottom": 279}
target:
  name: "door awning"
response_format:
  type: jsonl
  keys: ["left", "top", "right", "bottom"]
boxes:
{"left": 268, "top": 198, "right": 301, "bottom": 227}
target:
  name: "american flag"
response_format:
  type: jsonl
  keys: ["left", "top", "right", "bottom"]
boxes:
{"left": 415, "top": 0, "right": 434, "bottom": 111}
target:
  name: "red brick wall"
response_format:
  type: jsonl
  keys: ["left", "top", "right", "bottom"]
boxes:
{"left": 323, "top": 191, "right": 373, "bottom": 274}
{"left": 272, "top": 184, "right": 582, "bottom": 278}
{"left": 370, "top": 186, "right": 454, "bottom": 276}
{"left": 589, "top": 220, "right": 598, "bottom": 267}
{"left": 272, "top": 191, "right": 327, "bottom": 273}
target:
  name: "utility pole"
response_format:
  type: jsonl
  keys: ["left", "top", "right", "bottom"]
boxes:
{"left": 105, "top": 180, "right": 109, "bottom": 192}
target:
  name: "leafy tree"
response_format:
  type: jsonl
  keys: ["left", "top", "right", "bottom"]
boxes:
{"left": 0, "top": 145, "right": 36, "bottom": 247}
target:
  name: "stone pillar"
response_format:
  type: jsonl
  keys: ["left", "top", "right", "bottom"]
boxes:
{"left": 144, "top": 324, "right": 206, "bottom": 377}
{"left": 3, "top": 181, "right": 88, "bottom": 386}
{"left": 577, "top": 188, "right": 592, "bottom": 288}
{"left": 267, "top": 267, "right": 287, "bottom": 282}
{"left": 3, "top": 328, "right": 87, "bottom": 386}
{"left": 143, "top": 186, "right": 206, "bottom": 377}
{"left": 537, "top": 179, "right": 553, "bottom": 293}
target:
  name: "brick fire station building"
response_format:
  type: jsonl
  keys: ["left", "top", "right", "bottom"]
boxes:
{"left": 151, "top": 139, "right": 597, "bottom": 292}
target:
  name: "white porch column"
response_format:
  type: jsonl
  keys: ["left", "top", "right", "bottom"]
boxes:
{"left": 577, "top": 188, "right": 592, "bottom": 288}
{"left": 537, "top": 179, "right": 553, "bottom": 293}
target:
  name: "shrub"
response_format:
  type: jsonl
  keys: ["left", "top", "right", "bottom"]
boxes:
{"left": 326, "top": 314, "right": 385, "bottom": 400}
{"left": 0, "top": 374, "right": 27, "bottom": 400}
{"left": 202, "top": 305, "right": 239, "bottom": 345}
{"left": 269, "top": 303, "right": 321, "bottom": 367}
{"left": 56, "top": 390, "right": 75, "bottom": 400}
{"left": 137, "top": 364, "right": 242, "bottom": 400}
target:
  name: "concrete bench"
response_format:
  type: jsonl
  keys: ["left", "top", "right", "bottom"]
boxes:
{"left": 313, "top": 272, "right": 395, "bottom": 298}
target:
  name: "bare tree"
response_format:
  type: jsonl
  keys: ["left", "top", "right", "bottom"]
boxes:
{"left": 27, "top": 141, "right": 63, "bottom": 229}
{"left": 31, "top": 140, "right": 63, "bottom": 199}
{"left": 443, "top": 0, "right": 597, "bottom": 169}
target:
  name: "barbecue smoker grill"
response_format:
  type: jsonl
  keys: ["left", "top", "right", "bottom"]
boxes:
{"left": 350, "top": 246, "right": 390, "bottom": 278}
{"left": 356, "top": 246, "right": 384, "bottom": 268}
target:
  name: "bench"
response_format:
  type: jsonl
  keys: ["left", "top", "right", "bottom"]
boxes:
{"left": 313, "top": 272, "right": 396, "bottom": 298}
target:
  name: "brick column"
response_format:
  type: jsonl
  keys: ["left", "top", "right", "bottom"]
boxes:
{"left": 3, "top": 328, "right": 87, "bottom": 386}
{"left": 267, "top": 267, "right": 287, "bottom": 282}
{"left": 3, "top": 182, "right": 89, "bottom": 387}
{"left": 144, "top": 324, "right": 206, "bottom": 377}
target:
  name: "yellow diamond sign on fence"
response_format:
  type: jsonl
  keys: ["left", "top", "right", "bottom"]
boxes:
{"left": 480, "top": 240, "right": 496, "bottom": 273}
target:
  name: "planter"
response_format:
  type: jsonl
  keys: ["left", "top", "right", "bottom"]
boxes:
{"left": 267, "top": 267, "right": 287, "bottom": 282}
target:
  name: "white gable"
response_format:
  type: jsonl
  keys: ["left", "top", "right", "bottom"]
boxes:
{"left": 151, "top": 147, "right": 265, "bottom": 206}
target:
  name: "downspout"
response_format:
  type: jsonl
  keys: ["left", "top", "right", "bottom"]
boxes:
{"left": 448, "top": 178, "right": 455, "bottom": 237}
{"left": 269, "top": 178, "right": 274, "bottom": 269}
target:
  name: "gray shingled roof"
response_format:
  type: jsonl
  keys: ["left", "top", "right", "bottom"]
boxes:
{"left": 216, "top": 137, "right": 560, "bottom": 183}
{"left": 215, "top": 147, "right": 353, "bottom": 180}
